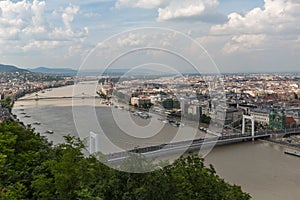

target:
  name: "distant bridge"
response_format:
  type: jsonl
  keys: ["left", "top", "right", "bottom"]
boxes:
{"left": 18, "top": 93, "right": 99, "bottom": 101}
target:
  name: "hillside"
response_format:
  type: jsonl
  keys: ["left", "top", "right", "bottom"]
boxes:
{"left": 29, "top": 67, "right": 77, "bottom": 75}
{"left": 0, "top": 64, "right": 29, "bottom": 73}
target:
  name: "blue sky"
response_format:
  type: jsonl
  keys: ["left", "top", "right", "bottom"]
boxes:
{"left": 0, "top": 0, "right": 299, "bottom": 73}
{"left": 218, "top": 0, "right": 264, "bottom": 13}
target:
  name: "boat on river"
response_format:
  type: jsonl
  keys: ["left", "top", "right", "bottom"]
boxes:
{"left": 169, "top": 120, "right": 184, "bottom": 127}
{"left": 45, "top": 130, "right": 54, "bottom": 134}
{"left": 133, "top": 112, "right": 151, "bottom": 119}
{"left": 284, "top": 149, "right": 300, "bottom": 157}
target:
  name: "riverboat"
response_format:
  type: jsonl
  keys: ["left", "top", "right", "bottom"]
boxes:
{"left": 284, "top": 149, "right": 300, "bottom": 157}
{"left": 45, "top": 130, "right": 54, "bottom": 134}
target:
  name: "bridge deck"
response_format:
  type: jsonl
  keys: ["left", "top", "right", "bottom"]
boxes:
{"left": 105, "top": 134, "right": 270, "bottom": 164}
{"left": 104, "top": 128, "right": 300, "bottom": 164}
{"left": 18, "top": 96, "right": 99, "bottom": 101}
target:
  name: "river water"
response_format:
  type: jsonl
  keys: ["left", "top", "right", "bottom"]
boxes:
{"left": 12, "top": 82, "right": 300, "bottom": 200}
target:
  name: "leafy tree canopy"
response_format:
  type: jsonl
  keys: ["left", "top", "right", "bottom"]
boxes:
{"left": 0, "top": 120, "right": 250, "bottom": 200}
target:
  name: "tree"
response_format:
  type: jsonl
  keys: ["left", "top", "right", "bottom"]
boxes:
{"left": 0, "top": 120, "right": 251, "bottom": 200}
{"left": 102, "top": 154, "right": 250, "bottom": 200}
{"left": 0, "top": 119, "right": 52, "bottom": 199}
{"left": 200, "top": 114, "right": 211, "bottom": 124}
{"left": 0, "top": 96, "right": 12, "bottom": 111}
{"left": 162, "top": 154, "right": 250, "bottom": 200}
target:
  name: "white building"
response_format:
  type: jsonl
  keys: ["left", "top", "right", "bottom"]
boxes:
{"left": 250, "top": 109, "right": 269, "bottom": 125}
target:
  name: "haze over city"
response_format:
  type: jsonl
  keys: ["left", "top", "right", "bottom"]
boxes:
{"left": 0, "top": 0, "right": 299, "bottom": 72}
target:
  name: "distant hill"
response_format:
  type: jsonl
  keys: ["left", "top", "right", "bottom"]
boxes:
{"left": 0, "top": 64, "right": 29, "bottom": 73}
{"left": 29, "top": 67, "right": 77, "bottom": 75}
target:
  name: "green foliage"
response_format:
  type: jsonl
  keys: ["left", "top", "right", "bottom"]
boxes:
{"left": 0, "top": 97, "right": 12, "bottom": 110}
{"left": 162, "top": 155, "right": 250, "bottom": 200}
{"left": 0, "top": 119, "right": 52, "bottom": 199}
{"left": 200, "top": 114, "right": 211, "bottom": 124}
{"left": 0, "top": 120, "right": 250, "bottom": 200}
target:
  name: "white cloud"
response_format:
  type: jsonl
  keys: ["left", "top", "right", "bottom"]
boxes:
{"left": 232, "top": 34, "right": 266, "bottom": 47}
{"left": 31, "top": 0, "right": 46, "bottom": 29}
{"left": 158, "top": 0, "right": 219, "bottom": 21}
{"left": 221, "top": 34, "right": 267, "bottom": 54}
{"left": 0, "top": 0, "right": 88, "bottom": 55}
{"left": 114, "top": 31, "right": 182, "bottom": 50}
{"left": 0, "top": 0, "right": 43, "bottom": 39}
{"left": 115, "top": 0, "right": 169, "bottom": 9}
{"left": 117, "top": 33, "right": 146, "bottom": 47}
{"left": 22, "top": 40, "right": 60, "bottom": 52}
{"left": 210, "top": 0, "right": 300, "bottom": 54}
{"left": 158, "top": 3, "right": 205, "bottom": 21}
{"left": 62, "top": 4, "right": 79, "bottom": 30}
{"left": 211, "top": 0, "right": 300, "bottom": 35}
{"left": 115, "top": 0, "right": 223, "bottom": 22}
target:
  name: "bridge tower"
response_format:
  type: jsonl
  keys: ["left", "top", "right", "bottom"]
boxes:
{"left": 89, "top": 131, "right": 99, "bottom": 154}
{"left": 242, "top": 115, "right": 255, "bottom": 141}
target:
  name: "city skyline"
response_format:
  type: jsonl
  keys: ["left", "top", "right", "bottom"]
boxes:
{"left": 0, "top": 0, "right": 299, "bottom": 73}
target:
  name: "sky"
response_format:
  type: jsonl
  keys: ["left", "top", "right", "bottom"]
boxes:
{"left": 0, "top": 0, "right": 299, "bottom": 73}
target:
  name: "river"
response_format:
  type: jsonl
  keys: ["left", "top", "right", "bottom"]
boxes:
{"left": 12, "top": 82, "right": 300, "bottom": 200}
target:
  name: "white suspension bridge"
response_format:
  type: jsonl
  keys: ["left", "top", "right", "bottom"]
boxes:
{"left": 89, "top": 115, "right": 300, "bottom": 164}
